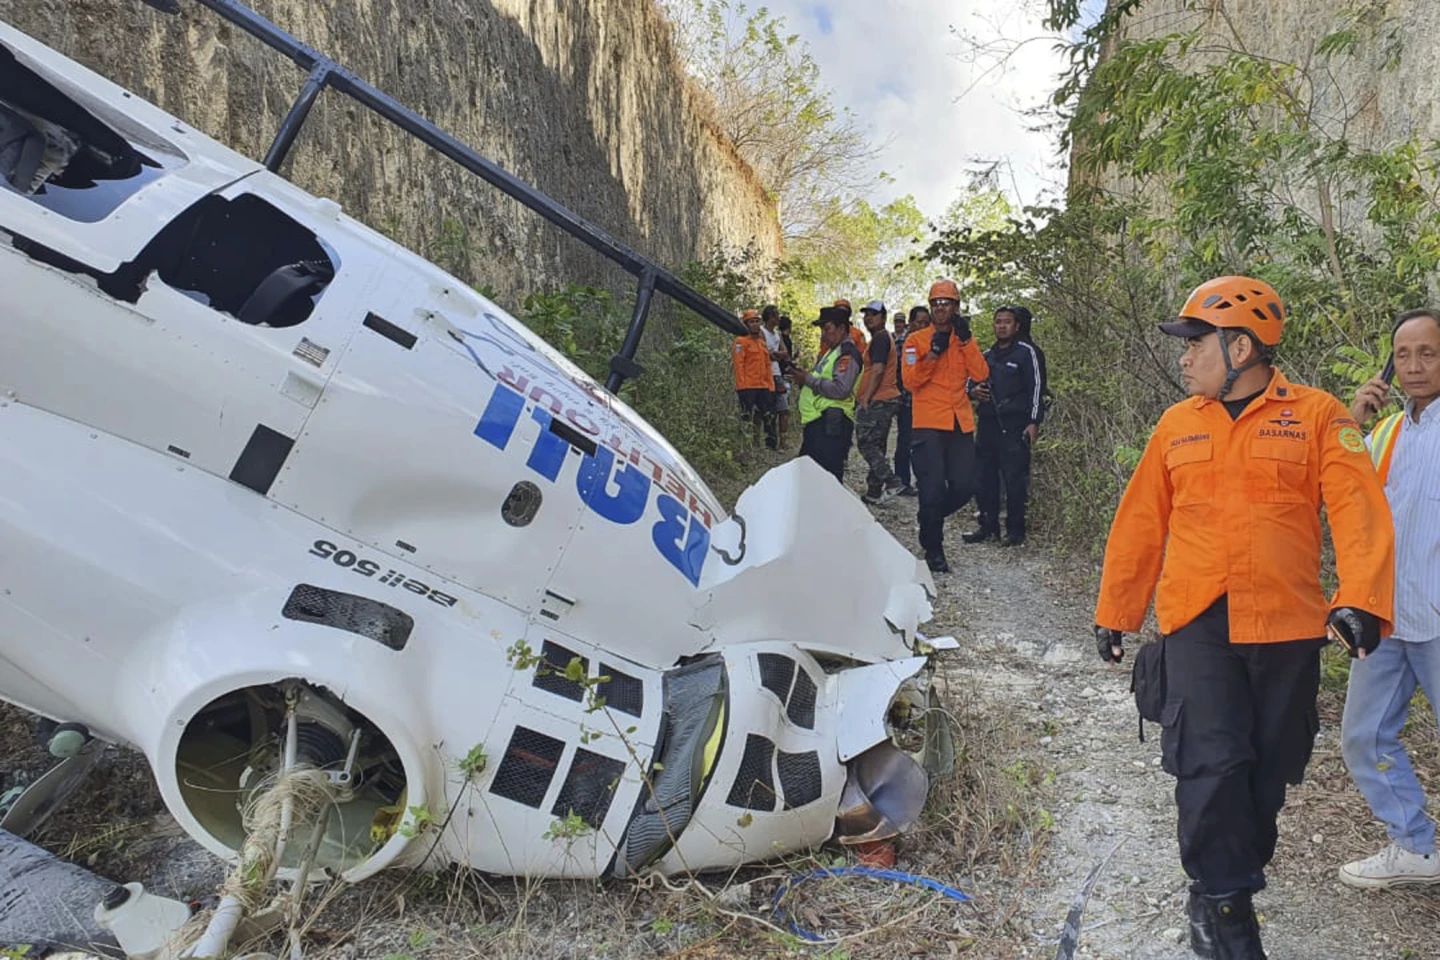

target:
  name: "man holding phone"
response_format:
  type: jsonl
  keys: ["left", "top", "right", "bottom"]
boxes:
{"left": 791, "top": 306, "right": 864, "bottom": 482}
{"left": 1337, "top": 308, "right": 1440, "bottom": 889}
{"left": 901, "top": 280, "right": 990, "bottom": 573}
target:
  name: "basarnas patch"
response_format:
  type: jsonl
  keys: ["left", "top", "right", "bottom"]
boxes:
{"left": 1338, "top": 425, "right": 1367, "bottom": 454}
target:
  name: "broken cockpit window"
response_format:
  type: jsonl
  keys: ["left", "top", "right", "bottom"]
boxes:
{"left": 106, "top": 192, "right": 338, "bottom": 327}
{"left": 11, "top": 188, "right": 339, "bottom": 328}
{"left": 0, "top": 44, "right": 174, "bottom": 222}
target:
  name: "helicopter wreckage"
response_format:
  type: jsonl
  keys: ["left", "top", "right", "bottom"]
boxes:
{"left": 0, "top": 0, "right": 957, "bottom": 951}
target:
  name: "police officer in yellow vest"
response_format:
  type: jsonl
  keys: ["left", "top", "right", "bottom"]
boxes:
{"left": 788, "top": 305, "right": 864, "bottom": 482}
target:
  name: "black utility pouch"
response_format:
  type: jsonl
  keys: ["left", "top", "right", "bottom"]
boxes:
{"left": 822, "top": 407, "right": 846, "bottom": 436}
{"left": 1130, "top": 636, "right": 1166, "bottom": 742}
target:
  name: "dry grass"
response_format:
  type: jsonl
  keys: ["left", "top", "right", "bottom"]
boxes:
{"left": 0, "top": 658, "right": 1057, "bottom": 958}
{"left": 173, "top": 664, "right": 1058, "bottom": 960}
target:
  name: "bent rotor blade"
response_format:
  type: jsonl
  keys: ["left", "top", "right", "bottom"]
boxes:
{"left": 1054, "top": 838, "right": 1127, "bottom": 960}
{"left": 0, "top": 739, "right": 105, "bottom": 839}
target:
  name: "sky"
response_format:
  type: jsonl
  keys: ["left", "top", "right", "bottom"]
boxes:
{"left": 755, "top": 0, "right": 1099, "bottom": 218}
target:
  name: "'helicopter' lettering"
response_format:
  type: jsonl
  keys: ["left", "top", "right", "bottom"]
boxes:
{"left": 475, "top": 382, "right": 709, "bottom": 585}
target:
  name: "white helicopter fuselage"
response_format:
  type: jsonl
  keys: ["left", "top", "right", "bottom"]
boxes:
{"left": 0, "top": 17, "right": 945, "bottom": 883}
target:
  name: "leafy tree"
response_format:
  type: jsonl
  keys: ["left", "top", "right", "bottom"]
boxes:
{"left": 782, "top": 195, "right": 931, "bottom": 315}
{"left": 927, "top": 0, "right": 1439, "bottom": 551}
{"left": 658, "top": 0, "right": 880, "bottom": 253}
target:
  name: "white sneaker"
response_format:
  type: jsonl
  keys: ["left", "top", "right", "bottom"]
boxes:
{"left": 1339, "top": 843, "right": 1440, "bottom": 889}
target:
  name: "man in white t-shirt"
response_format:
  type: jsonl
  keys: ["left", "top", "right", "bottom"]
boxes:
{"left": 762, "top": 305, "right": 790, "bottom": 444}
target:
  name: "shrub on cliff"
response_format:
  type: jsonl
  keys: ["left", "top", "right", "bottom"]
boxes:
{"left": 928, "top": 0, "right": 1436, "bottom": 553}
{"left": 519, "top": 243, "right": 780, "bottom": 497}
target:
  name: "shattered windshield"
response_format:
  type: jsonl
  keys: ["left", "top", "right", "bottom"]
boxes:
{"left": 1, "top": 43, "right": 184, "bottom": 223}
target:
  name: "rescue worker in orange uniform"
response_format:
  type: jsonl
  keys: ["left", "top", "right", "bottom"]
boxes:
{"left": 731, "top": 309, "right": 777, "bottom": 449}
{"left": 900, "top": 280, "right": 989, "bottom": 572}
{"left": 1094, "top": 277, "right": 1395, "bottom": 960}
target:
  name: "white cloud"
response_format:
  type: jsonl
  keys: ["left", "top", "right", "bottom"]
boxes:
{"left": 760, "top": 0, "right": 1073, "bottom": 218}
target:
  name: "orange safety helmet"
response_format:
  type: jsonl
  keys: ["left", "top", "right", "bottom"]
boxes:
{"left": 741, "top": 309, "right": 761, "bottom": 321}
{"left": 927, "top": 279, "right": 961, "bottom": 303}
{"left": 833, "top": 298, "right": 853, "bottom": 313}
{"left": 1161, "top": 276, "right": 1285, "bottom": 345}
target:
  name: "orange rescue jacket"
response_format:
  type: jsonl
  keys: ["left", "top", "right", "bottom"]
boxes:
{"left": 1094, "top": 370, "right": 1395, "bottom": 644}
{"left": 731, "top": 336, "right": 774, "bottom": 392}
{"left": 900, "top": 326, "right": 990, "bottom": 432}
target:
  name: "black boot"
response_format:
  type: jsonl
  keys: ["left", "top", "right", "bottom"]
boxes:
{"left": 962, "top": 524, "right": 997, "bottom": 544}
{"left": 1201, "top": 890, "right": 1265, "bottom": 960}
{"left": 925, "top": 551, "right": 950, "bottom": 573}
{"left": 1187, "top": 884, "right": 1216, "bottom": 959}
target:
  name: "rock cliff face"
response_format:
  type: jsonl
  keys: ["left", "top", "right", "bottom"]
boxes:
{"left": 0, "top": 0, "right": 781, "bottom": 306}
{"left": 1097, "top": 0, "right": 1439, "bottom": 161}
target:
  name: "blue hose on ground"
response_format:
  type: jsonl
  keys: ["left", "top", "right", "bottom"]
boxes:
{"left": 770, "top": 865, "right": 972, "bottom": 943}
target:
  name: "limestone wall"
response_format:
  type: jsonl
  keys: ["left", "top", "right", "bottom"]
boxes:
{"left": 0, "top": 0, "right": 782, "bottom": 308}
{"left": 1097, "top": 0, "right": 1440, "bottom": 160}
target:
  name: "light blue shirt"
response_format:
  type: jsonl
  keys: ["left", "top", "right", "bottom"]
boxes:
{"left": 1380, "top": 399, "right": 1440, "bottom": 643}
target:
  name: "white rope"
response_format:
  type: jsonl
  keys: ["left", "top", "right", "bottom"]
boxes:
{"left": 169, "top": 765, "right": 335, "bottom": 959}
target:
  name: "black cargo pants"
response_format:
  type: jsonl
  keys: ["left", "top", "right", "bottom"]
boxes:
{"left": 800, "top": 408, "right": 854, "bottom": 483}
{"left": 911, "top": 426, "right": 975, "bottom": 554}
{"left": 1160, "top": 597, "right": 1324, "bottom": 894}
{"left": 893, "top": 400, "right": 913, "bottom": 486}
{"left": 975, "top": 414, "right": 1031, "bottom": 538}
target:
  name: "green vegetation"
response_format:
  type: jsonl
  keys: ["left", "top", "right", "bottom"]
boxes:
{"left": 659, "top": 0, "right": 966, "bottom": 320}
{"left": 518, "top": 245, "right": 776, "bottom": 493}
{"left": 658, "top": 0, "right": 878, "bottom": 249}
{"left": 928, "top": 0, "right": 1431, "bottom": 551}
{"left": 457, "top": 743, "right": 488, "bottom": 781}
{"left": 397, "top": 804, "right": 436, "bottom": 839}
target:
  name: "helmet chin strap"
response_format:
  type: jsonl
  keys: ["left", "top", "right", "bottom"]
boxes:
{"left": 1215, "top": 329, "right": 1266, "bottom": 400}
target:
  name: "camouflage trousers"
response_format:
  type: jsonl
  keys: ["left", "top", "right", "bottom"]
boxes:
{"left": 856, "top": 398, "right": 901, "bottom": 495}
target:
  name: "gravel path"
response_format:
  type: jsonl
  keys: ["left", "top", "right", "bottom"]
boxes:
{"left": 863, "top": 484, "right": 1438, "bottom": 960}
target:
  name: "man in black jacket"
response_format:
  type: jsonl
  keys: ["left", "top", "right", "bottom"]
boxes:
{"left": 965, "top": 306, "right": 1044, "bottom": 546}
{"left": 1013, "top": 306, "right": 1053, "bottom": 412}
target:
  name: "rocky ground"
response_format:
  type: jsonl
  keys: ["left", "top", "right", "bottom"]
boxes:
{"left": 862, "top": 474, "right": 1440, "bottom": 960}
{"left": 5, "top": 441, "right": 1440, "bottom": 958}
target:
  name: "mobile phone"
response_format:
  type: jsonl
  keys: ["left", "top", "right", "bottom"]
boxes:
{"left": 1381, "top": 353, "right": 1395, "bottom": 385}
{"left": 1327, "top": 622, "right": 1356, "bottom": 656}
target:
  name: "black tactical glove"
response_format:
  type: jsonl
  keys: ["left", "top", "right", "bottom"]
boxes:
{"left": 1096, "top": 626, "right": 1124, "bottom": 663}
{"left": 1328, "top": 607, "right": 1381, "bottom": 658}
{"left": 930, "top": 329, "right": 951, "bottom": 355}
{"left": 953, "top": 314, "right": 972, "bottom": 343}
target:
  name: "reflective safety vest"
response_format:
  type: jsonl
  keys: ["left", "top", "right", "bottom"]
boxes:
{"left": 798, "top": 344, "right": 857, "bottom": 425}
{"left": 1369, "top": 411, "right": 1405, "bottom": 485}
